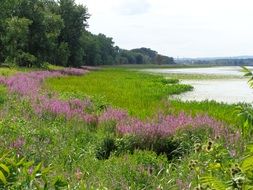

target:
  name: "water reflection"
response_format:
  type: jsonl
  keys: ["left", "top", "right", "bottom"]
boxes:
{"left": 172, "top": 79, "right": 253, "bottom": 104}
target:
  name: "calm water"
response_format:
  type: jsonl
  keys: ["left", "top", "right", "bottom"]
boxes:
{"left": 144, "top": 66, "right": 253, "bottom": 76}
{"left": 173, "top": 79, "right": 253, "bottom": 103}
{"left": 144, "top": 66, "right": 253, "bottom": 104}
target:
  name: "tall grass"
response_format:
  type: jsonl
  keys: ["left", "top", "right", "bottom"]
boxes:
{"left": 169, "top": 100, "right": 241, "bottom": 126}
{"left": 46, "top": 68, "right": 192, "bottom": 118}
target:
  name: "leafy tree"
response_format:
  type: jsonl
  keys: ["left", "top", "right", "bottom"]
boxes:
{"left": 58, "top": 0, "right": 89, "bottom": 67}
{"left": 96, "top": 33, "right": 116, "bottom": 65}
{"left": 3, "top": 17, "right": 32, "bottom": 66}
{"left": 1, "top": 0, "right": 64, "bottom": 67}
{"left": 0, "top": 0, "right": 21, "bottom": 63}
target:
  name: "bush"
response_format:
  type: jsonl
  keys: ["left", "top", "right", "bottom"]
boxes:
{"left": 114, "top": 135, "right": 181, "bottom": 160}
{"left": 95, "top": 137, "right": 116, "bottom": 160}
{"left": 17, "top": 52, "right": 37, "bottom": 67}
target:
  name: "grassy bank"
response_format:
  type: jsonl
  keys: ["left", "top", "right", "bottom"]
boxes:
{"left": 169, "top": 100, "right": 240, "bottom": 126}
{"left": 46, "top": 68, "right": 192, "bottom": 118}
{"left": 46, "top": 68, "right": 239, "bottom": 125}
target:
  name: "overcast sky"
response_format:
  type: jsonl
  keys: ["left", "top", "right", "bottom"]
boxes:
{"left": 76, "top": 0, "right": 253, "bottom": 58}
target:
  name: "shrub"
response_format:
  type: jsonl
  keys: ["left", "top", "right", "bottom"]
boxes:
{"left": 114, "top": 135, "right": 180, "bottom": 160}
{"left": 95, "top": 137, "right": 116, "bottom": 160}
{"left": 159, "top": 78, "right": 179, "bottom": 85}
{"left": 17, "top": 52, "right": 37, "bottom": 67}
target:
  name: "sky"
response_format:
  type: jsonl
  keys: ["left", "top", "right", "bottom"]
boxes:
{"left": 75, "top": 0, "right": 253, "bottom": 58}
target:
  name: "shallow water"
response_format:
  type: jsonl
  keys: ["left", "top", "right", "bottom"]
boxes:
{"left": 144, "top": 66, "right": 253, "bottom": 104}
{"left": 172, "top": 79, "right": 253, "bottom": 104}
{"left": 144, "top": 66, "right": 253, "bottom": 76}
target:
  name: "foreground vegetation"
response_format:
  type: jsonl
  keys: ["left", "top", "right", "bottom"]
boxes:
{"left": 0, "top": 67, "right": 252, "bottom": 189}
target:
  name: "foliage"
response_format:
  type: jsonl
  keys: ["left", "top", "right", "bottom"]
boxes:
{"left": 199, "top": 144, "right": 253, "bottom": 190}
{"left": 117, "top": 48, "right": 175, "bottom": 65}
{"left": 95, "top": 137, "right": 116, "bottom": 160}
{"left": 235, "top": 66, "right": 253, "bottom": 137}
{"left": 0, "top": 152, "right": 67, "bottom": 189}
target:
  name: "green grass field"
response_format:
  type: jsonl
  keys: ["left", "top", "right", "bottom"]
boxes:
{"left": 46, "top": 68, "right": 193, "bottom": 118}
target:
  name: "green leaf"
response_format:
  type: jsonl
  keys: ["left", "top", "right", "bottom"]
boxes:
{"left": 241, "top": 155, "right": 253, "bottom": 171}
{"left": 201, "top": 176, "right": 228, "bottom": 190}
{"left": 241, "top": 66, "right": 252, "bottom": 76}
{"left": 0, "top": 152, "right": 10, "bottom": 162}
{"left": 16, "top": 157, "right": 26, "bottom": 166}
{"left": 41, "top": 166, "right": 51, "bottom": 175}
{"left": 0, "top": 170, "right": 7, "bottom": 185}
{"left": 247, "top": 144, "right": 253, "bottom": 153}
{"left": 32, "top": 162, "right": 42, "bottom": 176}
{"left": 54, "top": 178, "right": 68, "bottom": 188}
{"left": 0, "top": 163, "right": 10, "bottom": 177}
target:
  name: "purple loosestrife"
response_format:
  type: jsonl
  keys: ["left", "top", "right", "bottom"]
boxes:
{"left": 99, "top": 108, "right": 230, "bottom": 142}
{"left": 2, "top": 68, "right": 97, "bottom": 123}
{"left": 10, "top": 137, "right": 25, "bottom": 149}
{"left": 5, "top": 71, "right": 62, "bottom": 96}
{"left": 116, "top": 112, "right": 227, "bottom": 140}
{"left": 61, "top": 68, "right": 87, "bottom": 76}
{"left": 99, "top": 107, "right": 129, "bottom": 123}
{"left": 33, "top": 96, "right": 97, "bottom": 123}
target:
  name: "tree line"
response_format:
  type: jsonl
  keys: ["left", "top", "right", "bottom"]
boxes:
{"left": 176, "top": 58, "right": 253, "bottom": 66}
{"left": 0, "top": 0, "right": 174, "bottom": 67}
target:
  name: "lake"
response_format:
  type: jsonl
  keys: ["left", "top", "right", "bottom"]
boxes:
{"left": 144, "top": 66, "right": 253, "bottom": 104}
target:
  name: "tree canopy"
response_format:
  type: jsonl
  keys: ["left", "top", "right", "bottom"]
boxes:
{"left": 0, "top": 0, "right": 174, "bottom": 67}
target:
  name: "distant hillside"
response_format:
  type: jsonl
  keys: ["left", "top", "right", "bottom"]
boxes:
{"left": 117, "top": 47, "right": 175, "bottom": 65}
{"left": 176, "top": 56, "right": 253, "bottom": 66}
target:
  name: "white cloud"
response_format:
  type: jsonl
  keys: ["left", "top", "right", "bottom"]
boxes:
{"left": 75, "top": 0, "right": 253, "bottom": 57}
{"left": 115, "top": 0, "right": 150, "bottom": 15}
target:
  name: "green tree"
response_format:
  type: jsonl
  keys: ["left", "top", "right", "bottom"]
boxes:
{"left": 3, "top": 17, "right": 33, "bottom": 66}
{"left": 58, "top": 0, "right": 89, "bottom": 67}
{"left": 1, "top": 0, "right": 64, "bottom": 67}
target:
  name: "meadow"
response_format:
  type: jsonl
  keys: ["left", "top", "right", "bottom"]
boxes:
{"left": 0, "top": 66, "right": 252, "bottom": 189}
{"left": 46, "top": 68, "right": 193, "bottom": 118}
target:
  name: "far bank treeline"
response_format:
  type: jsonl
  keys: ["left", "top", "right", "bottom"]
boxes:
{"left": 0, "top": 0, "right": 174, "bottom": 67}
